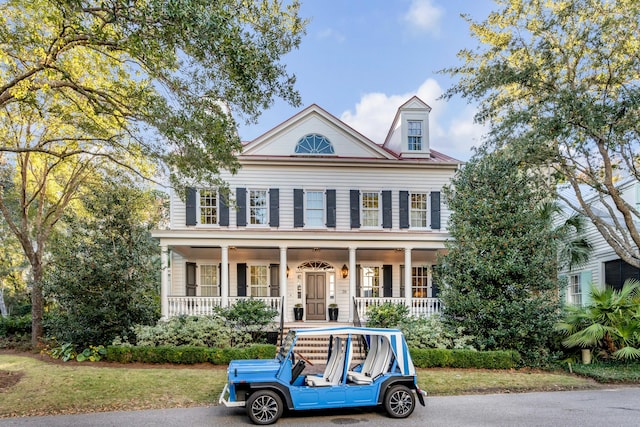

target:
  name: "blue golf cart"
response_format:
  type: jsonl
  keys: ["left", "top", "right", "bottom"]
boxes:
{"left": 219, "top": 326, "right": 426, "bottom": 425}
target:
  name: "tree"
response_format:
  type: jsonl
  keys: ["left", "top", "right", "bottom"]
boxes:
{"left": 437, "top": 149, "right": 562, "bottom": 366}
{"left": 44, "top": 180, "right": 163, "bottom": 347}
{"left": 442, "top": 0, "right": 640, "bottom": 267}
{"left": 0, "top": 0, "right": 306, "bottom": 345}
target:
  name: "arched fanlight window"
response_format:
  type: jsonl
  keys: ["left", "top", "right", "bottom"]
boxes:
{"left": 296, "top": 261, "right": 334, "bottom": 271}
{"left": 295, "top": 134, "right": 335, "bottom": 154}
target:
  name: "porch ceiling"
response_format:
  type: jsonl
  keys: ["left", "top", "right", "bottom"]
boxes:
{"left": 169, "top": 245, "right": 442, "bottom": 263}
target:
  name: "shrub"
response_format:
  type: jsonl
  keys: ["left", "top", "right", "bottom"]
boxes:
{"left": 214, "top": 299, "right": 278, "bottom": 344}
{"left": 401, "top": 315, "right": 476, "bottom": 350}
{"left": 0, "top": 314, "right": 31, "bottom": 337}
{"left": 129, "top": 315, "right": 246, "bottom": 348}
{"left": 105, "top": 344, "right": 277, "bottom": 365}
{"left": 410, "top": 348, "right": 520, "bottom": 369}
{"left": 366, "top": 302, "right": 410, "bottom": 328}
{"left": 555, "top": 279, "right": 640, "bottom": 361}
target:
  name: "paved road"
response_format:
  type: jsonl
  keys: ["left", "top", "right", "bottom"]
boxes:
{"left": 1, "top": 387, "right": 639, "bottom": 427}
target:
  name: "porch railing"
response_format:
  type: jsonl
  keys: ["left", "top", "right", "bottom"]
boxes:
{"left": 354, "top": 297, "right": 442, "bottom": 320}
{"left": 167, "top": 296, "right": 283, "bottom": 318}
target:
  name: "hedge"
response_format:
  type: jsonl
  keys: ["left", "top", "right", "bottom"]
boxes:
{"left": 0, "top": 315, "right": 32, "bottom": 337}
{"left": 410, "top": 348, "right": 520, "bottom": 369}
{"left": 105, "top": 344, "right": 277, "bottom": 364}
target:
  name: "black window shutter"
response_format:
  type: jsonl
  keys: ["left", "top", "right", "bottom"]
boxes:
{"left": 350, "top": 190, "right": 360, "bottom": 228}
{"left": 399, "top": 191, "right": 409, "bottom": 229}
{"left": 383, "top": 264, "right": 393, "bottom": 297}
{"left": 326, "top": 189, "right": 336, "bottom": 228}
{"left": 186, "top": 262, "right": 197, "bottom": 296}
{"left": 430, "top": 191, "right": 441, "bottom": 229}
{"left": 186, "top": 187, "right": 197, "bottom": 226}
{"left": 382, "top": 191, "right": 392, "bottom": 229}
{"left": 431, "top": 281, "right": 440, "bottom": 298}
{"left": 294, "top": 189, "right": 304, "bottom": 227}
{"left": 356, "top": 264, "right": 361, "bottom": 297}
{"left": 236, "top": 188, "right": 247, "bottom": 227}
{"left": 237, "top": 263, "right": 247, "bottom": 296}
{"left": 219, "top": 192, "right": 229, "bottom": 226}
{"left": 269, "top": 188, "right": 279, "bottom": 227}
{"left": 270, "top": 264, "right": 280, "bottom": 297}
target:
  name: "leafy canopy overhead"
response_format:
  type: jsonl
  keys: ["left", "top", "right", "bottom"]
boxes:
{"left": 442, "top": 0, "right": 640, "bottom": 267}
{"left": 0, "top": 0, "right": 306, "bottom": 189}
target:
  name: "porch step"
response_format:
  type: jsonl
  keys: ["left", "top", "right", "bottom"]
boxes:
{"left": 278, "top": 322, "right": 366, "bottom": 364}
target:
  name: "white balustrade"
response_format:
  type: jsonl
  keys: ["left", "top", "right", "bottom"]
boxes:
{"left": 354, "top": 297, "right": 441, "bottom": 320}
{"left": 167, "top": 296, "right": 282, "bottom": 319}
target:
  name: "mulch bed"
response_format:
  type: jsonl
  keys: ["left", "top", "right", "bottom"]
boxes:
{"left": 0, "top": 370, "right": 23, "bottom": 392}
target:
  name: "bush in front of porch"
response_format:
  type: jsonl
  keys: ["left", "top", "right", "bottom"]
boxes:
{"left": 366, "top": 302, "right": 476, "bottom": 350}
{"left": 116, "top": 298, "right": 279, "bottom": 349}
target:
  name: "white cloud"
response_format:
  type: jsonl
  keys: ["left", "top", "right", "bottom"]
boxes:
{"left": 317, "top": 28, "right": 346, "bottom": 43}
{"left": 340, "top": 79, "right": 486, "bottom": 160}
{"left": 403, "top": 0, "right": 444, "bottom": 36}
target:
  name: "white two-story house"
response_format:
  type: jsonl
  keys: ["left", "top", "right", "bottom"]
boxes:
{"left": 152, "top": 96, "right": 462, "bottom": 323}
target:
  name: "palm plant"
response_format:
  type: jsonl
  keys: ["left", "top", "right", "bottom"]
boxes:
{"left": 555, "top": 279, "right": 640, "bottom": 360}
{"left": 538, "top": 201, "right": 592, "bottom": 271}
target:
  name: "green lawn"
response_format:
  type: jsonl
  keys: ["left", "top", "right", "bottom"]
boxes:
{"left": 0, "top": 354, "right": 606, "bottom": 418}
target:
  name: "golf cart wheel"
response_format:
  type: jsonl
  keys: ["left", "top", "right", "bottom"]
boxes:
{"left": 384, "top": 385, "right": 416, "bottom": 418}
{"left": 246, "top": 390, "right": 283, "bottom": 425}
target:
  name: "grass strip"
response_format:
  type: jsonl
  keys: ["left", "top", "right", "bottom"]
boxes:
{"left": 0, "top": 355, "right": 605, "bottom": 417}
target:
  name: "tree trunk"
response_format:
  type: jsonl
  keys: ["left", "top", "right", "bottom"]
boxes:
{"left": 30, "top": 256, "right": 44, "bottom": 347}
{"left": 0, "top": 282, "right": 8, "bottom": 318}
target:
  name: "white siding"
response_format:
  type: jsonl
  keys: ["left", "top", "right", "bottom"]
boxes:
{"left": 170, "top": 162, "right": 455, "bottom": 231}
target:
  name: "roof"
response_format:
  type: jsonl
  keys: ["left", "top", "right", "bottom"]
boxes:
{"left": 291, "top": 326, "right": 402, "bottom": 337}
{"left": 290, "top": 326, "right": 415, "bottom": 376}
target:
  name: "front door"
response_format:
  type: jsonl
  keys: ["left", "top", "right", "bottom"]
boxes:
{"left": 306, "top": 272, "right": 326, "bottom": 320}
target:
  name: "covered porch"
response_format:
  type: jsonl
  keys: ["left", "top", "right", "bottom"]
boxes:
{"left": 154, "top": 230, "right": 448, "bottom": 324}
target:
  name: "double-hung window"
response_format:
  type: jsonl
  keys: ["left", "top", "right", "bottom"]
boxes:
{"left": 199, "top": 189, "right": 218, "bottom": 225}
{"left": 249, "top": 189, "right": 268, "bottom": 225}
{"left": 568, "top": 274, "right": 582, "bottom": 306}
{"left": 250, "top": 265, "right": 269, "bottom": 297}
{"left": 305, "top": 191, "right": 324, "bottom": 227}
{"left": 412, "top": 266, "right": 429, "bottom": 298}
{"left": 199, "top": 264, "right": 219, "bottom": 297}
{"left": 410, "top": 192, "right": 428, "bottom": 228}
{"left": 361, "top": 266, "right": 381, "bottom": 297}
{"left": 408, "top": 120, "right": 423, "bottom": 151}
{"left": 362, "top": 192, "right": 380, "bottom": 227}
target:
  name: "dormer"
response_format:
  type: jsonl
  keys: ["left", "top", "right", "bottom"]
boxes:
{"left": 383, "top": 96, "right": 432, "bottom": 158}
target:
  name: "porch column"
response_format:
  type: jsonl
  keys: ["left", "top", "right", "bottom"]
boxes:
{"left": 348, "top": 247, "right": 357, "bottom": 322}
{"left": 404, "top": 248, "right": 412, "bottom": 309}
{"left": 280, "top": 247, "right": 288, "bottom": 322}
{"left": 160, "top": 244, "right": 169, "bottom": 319}
{"left": 221, "top": 245, "right": 229, "bottom": 307}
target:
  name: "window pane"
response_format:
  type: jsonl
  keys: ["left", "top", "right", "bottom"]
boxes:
{"left": 199, "top": 190, "right": 217, "bottom": 224}
{"left": 250, "top": 190, "right": 268, "bottom": 225}
{"left": 295, "top": 134, "right": 335, "bottom": 154}
{"left": 362, "top": 192, "right": 380, "bottom": 227}
{"left": 200, "top": 265, "right": 219, "bottom": 297}
{"left": 408, "top": 120, "right": 423, "bottom": 151}
{"left": 410, "top": 193, "right": 428, "bottom": 228}
{"left": 306, "top": 191, "right": 324, "bottom": 227}
{"left": 412, "top": 266, "right": 428, "bottom": 298}
{"left": 250, "top": 265, "right": 268, "bottom": 297}
{"left": 569, "top": 275, "right": 582, "bottom": 305}
{"left": 361, "top": 266, "right": 380, "bottom": 297}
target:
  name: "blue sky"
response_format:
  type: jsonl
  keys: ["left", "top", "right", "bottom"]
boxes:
{"left": 237, "top": 0, "right": 496, "bottom": 161}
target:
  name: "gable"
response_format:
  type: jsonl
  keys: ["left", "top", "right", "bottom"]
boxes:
{"left": 242, "top": 106, "right": 396, "bottom": 160}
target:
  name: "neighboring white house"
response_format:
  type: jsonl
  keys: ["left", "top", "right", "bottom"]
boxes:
{"left": 559, "top": 179, "right": 640, "bottom": 306}
{"left": 152, "top": 96, "right": 462, "bottom": 323}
